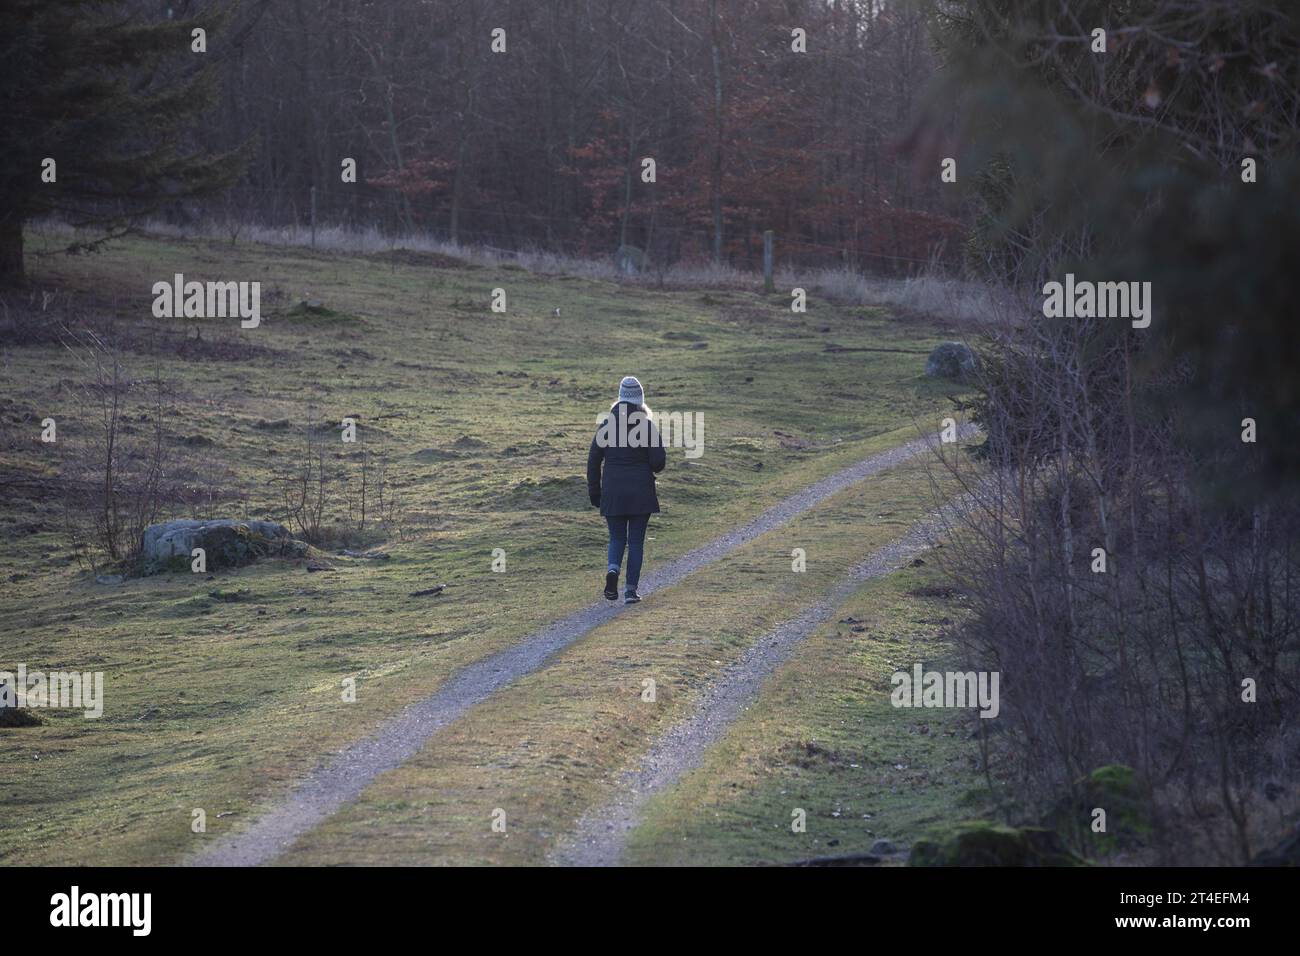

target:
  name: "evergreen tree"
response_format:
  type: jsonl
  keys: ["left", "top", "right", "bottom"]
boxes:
{"left": 0, "top": 0, "right": 247, "bottom": 283}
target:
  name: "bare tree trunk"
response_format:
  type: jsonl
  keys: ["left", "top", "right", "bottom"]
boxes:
{"left": 620, "top": 124, "right": 637, "bottom": 248}
{"left": 0, "top": 214, "right": 24, "bottom": 284}
{"left": 708, "top": 0, "right": 724, "bottom": 264}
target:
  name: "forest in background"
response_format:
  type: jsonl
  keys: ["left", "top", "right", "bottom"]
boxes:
{"left": 196, "top": 0, "right": 957, "bottom": 270}
{"left": 0, "top": 0, "right": 958, "bottom": 279}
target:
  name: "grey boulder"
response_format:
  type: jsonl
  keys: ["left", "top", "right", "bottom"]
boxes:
{"left": 614, "top": 245, "right": 647, "bottom": 276}
{"left": 141, "top": 519, "right": 306, "bottom": 574}
{"left": 925, "top": 341, "right": 977, "bottom": 382}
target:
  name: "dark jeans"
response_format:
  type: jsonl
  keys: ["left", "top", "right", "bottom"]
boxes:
{"left": 606, "top": 513, "right": 650, "bottom": 589}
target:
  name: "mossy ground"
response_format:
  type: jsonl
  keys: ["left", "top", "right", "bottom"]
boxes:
{"left": 0, "top": 230, "right": 978, "bottom": 864}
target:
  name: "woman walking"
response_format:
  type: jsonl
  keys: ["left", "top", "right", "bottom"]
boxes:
{"left": 587, "top": 375, "right": 666, "bottom": 604}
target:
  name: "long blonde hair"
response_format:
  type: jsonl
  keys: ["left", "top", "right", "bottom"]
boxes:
{"left": 611, "top": 400, "right": 652, "bottom": 420}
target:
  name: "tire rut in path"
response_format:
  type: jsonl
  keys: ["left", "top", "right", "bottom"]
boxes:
{"left": 190, "top": 432, "right": 942, "bottom": 866}
{"left": 550, "top": 508, "right": 956, "bottom": 867}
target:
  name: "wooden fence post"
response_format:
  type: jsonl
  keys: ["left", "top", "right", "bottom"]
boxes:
{"left": 763, "top": 230, "right": 774, "bottom": 293}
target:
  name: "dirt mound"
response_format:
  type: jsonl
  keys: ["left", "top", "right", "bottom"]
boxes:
{"left": 499, "top": 475, "right": 589, "bottom": 512}
{"left": 366, "top": 249, "right": 476, "bottom": 270}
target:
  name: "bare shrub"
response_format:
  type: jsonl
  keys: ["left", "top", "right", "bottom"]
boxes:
{"left": 931, "top": 309, "right": 1300, "bottom": 864}
{"left": 0, "top": 286, "right": 80, "bottom": 347}
{"left": 58, "top": 331, "right": 171, "bottom": 569}
{"left": 269, "top": 424, "right": 332, "bottom": 546}
{"left": 270, "top": 420, "right": 408, "bottom": 548}
{"left": 342, "top": 443, "right": 407, "bottom": 541}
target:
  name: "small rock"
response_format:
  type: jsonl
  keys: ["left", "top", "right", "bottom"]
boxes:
{"left": 95, "top": 574, "right": 124, "bottom": 586}
{"left": 1251, "top": 824, "right": 1300, "bottom": 865}
{"left": 869, "top": 839, "right": 898, "bottom": 856}
{"left": 613, "top": 245, "right": 647, "bottom": 275}
{"left": 0, "top": 684, "right": 42, "bottom": 727}
{"left": 924, "top": 341, "right": 977, "bottom": 382}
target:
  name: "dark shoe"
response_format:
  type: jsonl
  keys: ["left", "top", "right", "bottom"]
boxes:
{"left": 624, "top": 588, "right": 641, "bottom": 604}
{"left": 604, "top": 571, "right": 619, "bottom": 600}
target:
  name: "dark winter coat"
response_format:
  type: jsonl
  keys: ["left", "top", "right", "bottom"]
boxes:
{"left": 587, "top": 402, "right": 666, "bottom": 516}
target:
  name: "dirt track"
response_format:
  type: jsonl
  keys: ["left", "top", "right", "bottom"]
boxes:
{"left": 190, "top": 431, "right": 952, "bottom": 866}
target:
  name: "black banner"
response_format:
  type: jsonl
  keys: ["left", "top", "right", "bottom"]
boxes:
{"left": 9, "top": 866, "right": 1283, "bottom": 941}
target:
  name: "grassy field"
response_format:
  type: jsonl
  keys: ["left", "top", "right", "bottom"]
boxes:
{"left": 272, "top": 451, "right": 971, "bottom": 865}
{"left": 0, "top": 230, "right": 977, "bottom": 865}
{"left": 623, "top": 562, "right": 984, "bottom": 865}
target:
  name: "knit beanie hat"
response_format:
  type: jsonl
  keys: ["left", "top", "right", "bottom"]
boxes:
{"left": 618, "top": 375, "right": 644, "bottom": 405}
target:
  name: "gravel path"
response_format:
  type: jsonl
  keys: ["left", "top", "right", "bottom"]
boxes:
{"left": 190, "top": 432, "right": 946, "bottom": 866}
{"left": 549, "top": 505, "right": 965, "bottom": 867}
